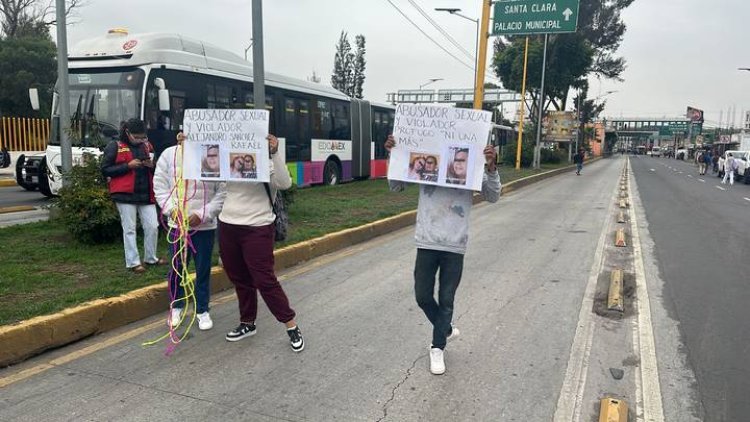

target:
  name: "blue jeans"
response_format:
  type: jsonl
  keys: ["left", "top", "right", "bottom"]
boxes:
{"left": 576, "top": 163, "right": 583, "bottom": 173}
{"left": 414, "top": 248, "right": 464, "bottom": 349}
{"left": 168, "top": 229, "right": 215, "bottom": 313}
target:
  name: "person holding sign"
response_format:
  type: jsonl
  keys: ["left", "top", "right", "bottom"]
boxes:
{"left": 385, "top": 134, "right": 501, "bottom": 375}
{"left": 154, "top": 133, "right": 227, "bottom": 331}
{"left": 101, "top": 118, "right": 165, "bottom": 273}
{"left": 219, "top": 134, "right": 304, "bottom": 352}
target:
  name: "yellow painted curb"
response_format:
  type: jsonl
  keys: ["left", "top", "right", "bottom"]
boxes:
{"left": 615, "top": 229, "right": 627, "bottom": 247}
{"left": 0, "top": 206, "right": 36, "bottom": 215}
{"left": 608, "top": 269, "right": 624, "bottom": 312}
{"left": 0, "top": 179, "right": 16, "bottom": 188}
{"left": 0, "top": 158, "right": 602, "bottom": 367}
{"left": 599, "top": 397, "right": 628, "bottom": 422}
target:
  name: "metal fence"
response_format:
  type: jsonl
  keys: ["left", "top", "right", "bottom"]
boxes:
{"left": 0, "top": 117, "right": 50, "bottom": 151}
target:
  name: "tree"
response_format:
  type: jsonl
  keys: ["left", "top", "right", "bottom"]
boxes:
{"left": 330, "top": 31, "right": 366, "bottom": 98}
{"left": 331, "top": 31, "right": 351, "bottom": 95}
{"left": 0, "top": 34, "right": 56, "bottom": 117}
{"left": 0, "top": 0, "right": 83, "bottom": 39}
{"left": 352, "top": 34, "right": 366, "bottom": 99}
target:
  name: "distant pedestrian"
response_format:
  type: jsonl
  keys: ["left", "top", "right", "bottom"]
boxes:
{"left": 712, "top": 152, "right": 719, "bottom": 174}
{"left": 101, "top": 118, "right": 165, "bottom": 273}
{"left": 219, "top": 134, "right": 304, "bottom": 352}
{"left": 385, "top": 134, "right": 501, "bottom": 375}
{"left": 696, "top": 151, "right": 706, "bottom": 175}
{"left": 722, "top": 153, "right": 736, "bottom": 185}
{"left": 701, "top": 151, "right": 712, "bottom": 175}
{"left": 573, "top": 149, "right": 585, "bottom": 175}
{"left": 153, "top": 133, "right": 227, "bottom": 331}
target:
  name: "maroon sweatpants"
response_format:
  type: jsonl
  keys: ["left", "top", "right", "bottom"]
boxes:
{"left": 218, "top": 221, "right": 296, "bottom": 324}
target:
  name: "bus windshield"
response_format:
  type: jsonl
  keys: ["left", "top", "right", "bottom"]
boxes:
{"left": 50, "top": 69, "right": 144, "bottom": 148}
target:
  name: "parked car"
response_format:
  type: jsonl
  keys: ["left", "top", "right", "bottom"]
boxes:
{"left": 651, "top": 146, "right": 662, "bottom": 157}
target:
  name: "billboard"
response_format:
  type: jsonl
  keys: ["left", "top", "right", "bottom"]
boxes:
{"left": 545, "top": 111, "right": 578, "bottom": 141}
{"left": 686, "top": 106, "right": 704, "bottom": 123}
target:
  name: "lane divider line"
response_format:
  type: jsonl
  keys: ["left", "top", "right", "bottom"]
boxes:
{"left": 716, "top": 186, "right": 726, "bottom": 191}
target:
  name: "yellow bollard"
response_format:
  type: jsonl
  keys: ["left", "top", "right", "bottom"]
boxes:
{"left": 608, "top": 269, "right": 624, "bottom": 312}
{"left": 599, "top": 397, "right": 628, "bottom": 422}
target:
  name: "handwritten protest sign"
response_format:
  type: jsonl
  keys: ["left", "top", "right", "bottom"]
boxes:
{"left": 182, "top": 109, "right": 270, "bottom": 182}
{"left": 387, "top": 104, "right": 493, "bottom": 191}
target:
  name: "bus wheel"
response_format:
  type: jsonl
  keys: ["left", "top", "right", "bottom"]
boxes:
{"left": 38, "top": 157, "right": 54, "bottom": 197}
{"left": 323, "top": 159, "right": 340, "bottom": 186}
{"left": 15, "top": 154, "right": 36, "bottom": 191}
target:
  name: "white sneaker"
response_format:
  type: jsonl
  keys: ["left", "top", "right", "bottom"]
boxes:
{"left": 168, "top": 307, "right": 183, "bottom": 328}
{"left": 446, "top": 325, "right": 460, "bottom": 343}
{"left": 197, "top": 312, "right": 213, "bottom": 331}
{"left": 429, "top": 347, "right": 446, "bottom": 375}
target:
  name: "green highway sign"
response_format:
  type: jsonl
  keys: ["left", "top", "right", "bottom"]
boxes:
{"left": 492, "top": 0, "right": 580, "bottom": 36}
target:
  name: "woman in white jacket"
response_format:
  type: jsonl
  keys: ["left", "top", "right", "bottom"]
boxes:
{"left": 153, "top": 135, "right": 227, "bottom": 331}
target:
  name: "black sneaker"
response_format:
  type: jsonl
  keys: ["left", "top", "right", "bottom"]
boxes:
{"left": 287, "top": 326, "right": 304, "bottom": 352}
{"left": 226, "top": 323, "right": 256, "bottom": 342}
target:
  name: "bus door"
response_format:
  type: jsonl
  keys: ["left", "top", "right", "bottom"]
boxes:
{"left": 283, "top": 96, "right": 311, "bottom": 162}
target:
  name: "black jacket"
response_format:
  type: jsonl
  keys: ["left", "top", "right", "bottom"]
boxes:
{"left": 573, "top": 153, "right": 584, "bottom": 164}
{"left": 101, "top": 140, "right": 154, "bottom": 204}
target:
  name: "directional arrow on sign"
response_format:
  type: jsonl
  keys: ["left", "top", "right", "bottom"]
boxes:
{"left": 563, "top": 8, "right": 573, "bottom": 21}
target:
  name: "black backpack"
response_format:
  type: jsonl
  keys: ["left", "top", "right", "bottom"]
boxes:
{"left": 263, "top": 184, "right": 288, "bottom": 242}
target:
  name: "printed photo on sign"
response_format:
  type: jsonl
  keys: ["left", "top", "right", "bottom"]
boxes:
{"left": 407, "top": 152, "right": 440, "bottom": 183}
{"left": 229, "top": 153, "right": 258, "bottom": 180}
{"left": 445, "top": 146, "right": 470, "bottom": 186}
{"left": 201, "top": 144, "right": 221, "bottom": 178}
{"left": 386, "top": 103, "right": 492, "bottom": 191}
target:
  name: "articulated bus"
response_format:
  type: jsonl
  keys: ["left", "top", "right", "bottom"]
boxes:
{"left": 24, "top": 30, "right": 394, "bottom": 196}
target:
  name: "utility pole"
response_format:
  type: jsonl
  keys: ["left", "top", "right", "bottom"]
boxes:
{"left": 251, "top": 0, "right": 265, "bottom": 111}
{"left": 533, "top": 34, "right": 549, "bottom": 169}
{"left": 55, "top": 0, "right": 72, "bottom": 179}
{"left": 473, "top": 0, "right": 492, "bottom": 110}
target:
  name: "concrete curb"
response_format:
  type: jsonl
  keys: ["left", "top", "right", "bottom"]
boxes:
{"left": 0, "top": 158, "right": 604, "bottom": 367}
{"left": 0, "top": 179, "right": 17, "bottom": 188}
{"left": 0, "top": 206, "right": 36, "bottom": 215}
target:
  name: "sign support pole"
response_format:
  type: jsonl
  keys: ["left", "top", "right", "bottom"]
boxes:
{"left": 473, "top": 0, "right": 492, "bottom": 111}
{"left": 251, "top": 0, "right": 266, "bottom": 112}
{"left": 534, "top": 33, "right": 548, "bottom": 170}
{"left": 515, "top": 37, "right": 529, "bottom": 170}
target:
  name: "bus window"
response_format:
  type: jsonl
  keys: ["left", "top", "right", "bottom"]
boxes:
{"left": 313, "top": 100, "right": 333, "bottom": 139}
{"left": 332, "top": 102, "right": 350, "bottom": 140}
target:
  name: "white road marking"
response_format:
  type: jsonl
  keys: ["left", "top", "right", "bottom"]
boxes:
{"left": 716, "top": 186, "right": 726, "bottom": 191}
{"left": 627, "top": 161, "right": 666, "bottom": 422}
{"left": 687, "top": 175, "right": 694, "bottom": 178}
{"left": 698, "top": 179, "right": 705, "bottom": 183}
{"left": 744, "top": 197, "right": 750, "bottom": 202}
{"left": 553, "top": 167, "right": 619, "bottom": 422}
{"left": 650, "top": 169, "right": 656, "bottom": 172}
{"left": 678, "top": 171, "right": 683, "bottom": 174}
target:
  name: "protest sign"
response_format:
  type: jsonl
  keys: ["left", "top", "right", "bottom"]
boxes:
{"left": 182, "top": 109, "right": 270, "bottom": 182}
{"left": 388, "top": 104, "right": 493, "bottom": 191}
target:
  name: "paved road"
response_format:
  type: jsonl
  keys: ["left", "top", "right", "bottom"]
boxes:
{"left": 630, "top": 155, "right": 750, "bottom": 421}
{"left": 0, "top": 156, "right": 697, "bottom": 421}
{"left": 0, "top": 185, "right": 50, "bottom": 209}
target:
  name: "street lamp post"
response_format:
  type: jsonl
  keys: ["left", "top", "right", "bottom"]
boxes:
{"left": 419, "top": 78, "right": 443, "bottom": 90}
{"left": 435, "top": 8, "right": 479, "bottom": 98}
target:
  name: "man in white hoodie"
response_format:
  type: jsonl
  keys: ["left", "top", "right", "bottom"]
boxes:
{"left": 153, "top": 134, "right": 227, "bottom": 330}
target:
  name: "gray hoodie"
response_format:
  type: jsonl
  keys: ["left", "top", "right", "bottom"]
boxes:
{"left": 390, "top": 170, "right": 501, "bottom": 254}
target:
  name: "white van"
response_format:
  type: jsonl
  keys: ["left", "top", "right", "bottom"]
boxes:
{"left": 651, "top": 146, "right": 662, "bottom": 157}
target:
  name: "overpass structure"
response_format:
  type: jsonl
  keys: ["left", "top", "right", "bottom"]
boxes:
{"left": 386, "top": 88, "right": 522, "bottom": 105}
{"left": 606, "top": 117, "right": 696, "bottom": 151}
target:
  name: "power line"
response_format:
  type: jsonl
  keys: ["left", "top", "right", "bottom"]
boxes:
{"left": 406, "top": 0, "right": 474, "bottom": 61}
{"left": 383, "top": 0, "right": 499, "bottom": 84}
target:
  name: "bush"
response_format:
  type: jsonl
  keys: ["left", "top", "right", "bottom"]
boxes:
{"left": 52, "top": 154, "right": 121, "bottom": 244}
{"left": 540, "top": 148, "right": 566, "bottom": 164}
{"left": 502, "top": 139, "right": 534, "bottom": 167}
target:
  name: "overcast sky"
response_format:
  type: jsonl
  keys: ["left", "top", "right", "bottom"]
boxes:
{"left": 62, "top": 0, "right": 750, "bottom": 127}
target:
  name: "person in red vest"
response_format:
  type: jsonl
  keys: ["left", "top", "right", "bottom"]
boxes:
{"left": 101, "top": 118, "right": 165, "bottom": 273}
